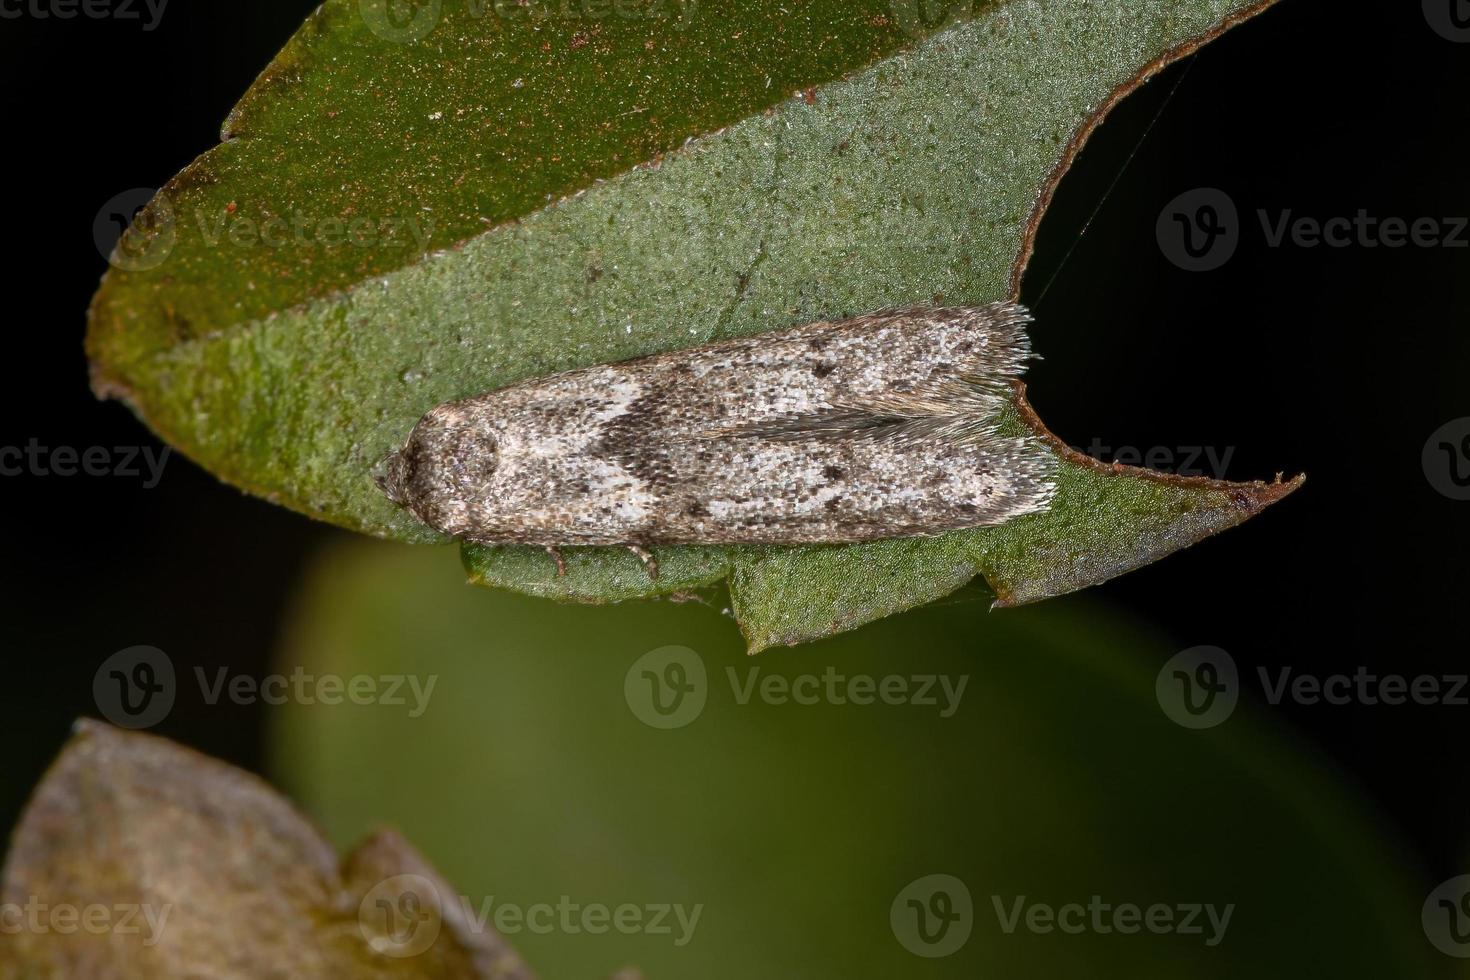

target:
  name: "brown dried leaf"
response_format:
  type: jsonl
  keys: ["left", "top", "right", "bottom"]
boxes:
{"left": 0, "top": 722, "right": 571, "bottom": 979}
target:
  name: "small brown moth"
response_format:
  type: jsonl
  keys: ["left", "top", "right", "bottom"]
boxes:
{"left": 377, "top": 302, "right": 1056, "bottom": 576}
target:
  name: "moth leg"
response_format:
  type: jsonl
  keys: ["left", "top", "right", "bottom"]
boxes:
{"left": 627, "top": 544, "right": 660, "bottom": 581}
{"left": 544, "top": 545, "right": 568, "bottom": 577}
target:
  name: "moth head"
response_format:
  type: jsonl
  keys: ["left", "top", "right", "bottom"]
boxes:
{"left": 376, "top": 407, "right": 501, "bottom": 534}
{"left": 374, "top": 447, "right": 414, "bottom": 508}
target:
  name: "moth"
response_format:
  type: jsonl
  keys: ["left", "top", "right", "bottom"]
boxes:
{"left": 377, "top": 302, "right": 1056, "bottom": 577}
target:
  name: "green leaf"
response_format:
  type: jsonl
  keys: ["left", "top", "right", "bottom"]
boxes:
{"left": 87, "top": 0, "right": 1295, "bottom": 651}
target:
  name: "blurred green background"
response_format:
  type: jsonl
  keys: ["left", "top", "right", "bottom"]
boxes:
{"left": 270, "top": 539, "right": 1437, "bottom": 977}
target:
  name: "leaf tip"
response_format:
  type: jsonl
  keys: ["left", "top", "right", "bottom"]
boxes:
{"left": 1234, "top": 471, "right": 1306, "bottom": 513}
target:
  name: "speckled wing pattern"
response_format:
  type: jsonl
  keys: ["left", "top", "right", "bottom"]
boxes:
{"left": 380, "top": 303, "right": 1056, "bottom": 547}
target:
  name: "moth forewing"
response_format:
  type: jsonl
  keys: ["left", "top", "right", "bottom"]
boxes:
{"left": 378, "top": 302, "right": 1055, "bottom": 555}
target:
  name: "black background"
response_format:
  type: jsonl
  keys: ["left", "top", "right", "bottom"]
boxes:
{"left": 1, "top": 0, "right": 1466, "bottom": 901}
